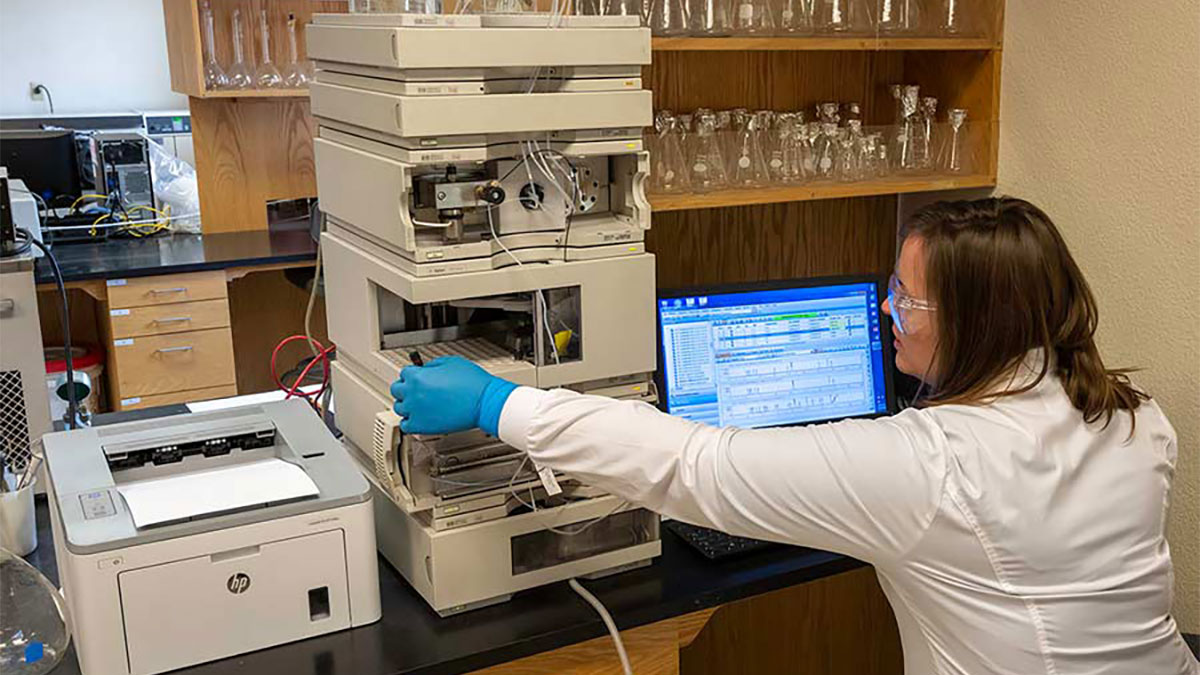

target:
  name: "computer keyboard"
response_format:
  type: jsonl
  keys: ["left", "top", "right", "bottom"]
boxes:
{"left": 665, "top": 520, "right": 777, "bottom": 560}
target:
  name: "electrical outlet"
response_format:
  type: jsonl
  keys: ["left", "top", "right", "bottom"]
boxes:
{"left": 29, "top": 82, "right": 44, "bottom": 101}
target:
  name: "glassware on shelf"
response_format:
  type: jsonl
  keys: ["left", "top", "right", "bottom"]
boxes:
{"left": 689, "top": 0, "right": 734, "bottom": 36}
{"left": 876, "top": 0, "right": 919, "bottom": 33}
{"left": 650, "top": 112, "right": 691, "bottom": 194}
{"left": 936, "top": 0, "right": 968, "bottom": 35}
{"left": 816, "top": 101, "right": 840, "bottom": 125}
{"left": 939, "top": 108, "right": 969, "bottom": 173}
{"left": 603, "top": 0, "right": 645, "bottom": 20}
{"left": 891, "top": 84, "right": 919, "bottom": 172}
{"left": 281, "top": 13, "right": 310, "bottom": 89}
{"left": 799, "top": 122, "right": 820, "bottom": 178}
{"left": 812, "top": 122, "right": 839, "bottom": 179}
{"left": 816, "top": 0, "right": 872, "bottom": 34}
{"left": 575, "top": 0, "right": 602, "bottom": 14}
{"left": 201, "top": 4, "right": 229, "bottom": 91}
{"left": 689, "top": 114, "right": 729, "bottom": 192}
{"left": 649, "top": 0, "right": 689, "bottom": 35}
{"left": 227, "top": 8, "right": 254, "bottom": 90}
{"left": 778, "top": 0, "right": 815, "bottom": 34}
{"left": 732, "top": 0, "right": 777, "bottom": 35}
{"left": 729, "top": 112, "right": 769, "bottom": 188}
{"left": 841, "top": 101, "right": 862, "bottom": 123}
{"left": 254, "top": 10, "right": 284, "bottom": 89}
{"left": 408, "top": 0, "right": 445, "bottom": 12}
{"left": 776, "top": 113, "right": 807, "bottom": 184}
{"left": 912, "top": 96, "right": 938, "bottom": 171}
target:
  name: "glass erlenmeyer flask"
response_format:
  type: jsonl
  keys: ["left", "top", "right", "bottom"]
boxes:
{"left": 281, "top": 14, "right": 310, "bottom": 89}
{"left": 729, "top": 113, "right": 769, "bottom": 188}
{"left": 650, "top": 112, "right": 691, "bottom": 194}
{"left": 733, "top": 0, "right": 777, "bottom": 35}
{"left": 201, "top": 4, "right": 229, "bottom": 91}
{"left": 765, "top": 113, "right": 789, "bottom": 184}
{"left": 876, "top": 0, "right": 919, "bottom": 33}
{"left": 689, "top": 115, "right": 729, "bottom": 192}
{"left": 816, "top": 0, "right": 871, "bottom": 33}
{"left": 778, "top": 0, "right": 814, "bottom": 33}
{"left": 798, "top": 121, "right": 819, "bottom": 179}
{"left": 689, "top": 0, "right": 734, "bottom": 35}
{"left": 812, "top": 122, "right": 838, "bottom": 179}
{"left": 227, "top": 9, "right": 254, "bottom": 90}
{"left": 776, "top": 113, "right": 806, "bottom": 184}
{"left": 939, "top": 108, "right": 969, "bottom": 173}
{"left": 255, "top": 10, "right": 284, "bottom": 89}
{"left": 649, "top": 0, "right": 689, "bottom": 35}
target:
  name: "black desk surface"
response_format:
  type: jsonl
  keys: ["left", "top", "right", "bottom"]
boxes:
{"left": 34, "top": 228, "right": 317, "bottom": 284}
{"left": 28, "top": 410, "right": 864, "bottom": 675}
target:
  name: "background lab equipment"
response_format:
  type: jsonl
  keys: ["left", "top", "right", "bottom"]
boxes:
{"left": 308, "top": 12, "right": 662, "bottom": 615}
{"left": 42, "top": 400, "right": 382, "bottom": 675}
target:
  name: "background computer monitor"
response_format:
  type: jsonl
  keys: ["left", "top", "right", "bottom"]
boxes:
{"left": 0, "top": 129, "right": 81, "bottom": 201}
{"left": 656, "top": 276, "right": 895, "bottom": 429}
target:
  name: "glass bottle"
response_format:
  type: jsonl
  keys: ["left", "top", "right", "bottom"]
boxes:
{"left": 254, "top": 10, "right": 284, "bottom": 89}
{"left": 812, "top": 122, "right": 839, "bottom": 179}
{"left": 201, "top": 4, "right": 229, "bottom": 91}
{"left": 891, "top": 84, "right": 919, "bottom": 172}
{"left": 729, "top": 113, "right": 769, "bottom": 188}
{"left": 912, "top": 96, "right": 938, "bottom": 172}
{"left": 939, "top": 108, "right": 969, "bottom": 173}
{"left": 227, "top": 8, "right": 254, "bottom": 90}
{"left": 689, "top": 114, "right": 729, "bottom": 192}
{"left": 778, "top": 0, "right": 814, "bottom": 34}
{"left": 649, "top": 0, "right": 689, "bottom": 35}
{"left": 689, "top": 0, "right": 734, "bottom": 36}
{"left": 281, "top": 14, "right": 310, "bottom": 89}
{"left": 733, "top": 0, "right": 777, "bottom": 35}
{"left": 876, "top": 0, "right": 919, "bottom": 33}
{"left": 650, "top": 112, "right": 691, "bottom": 194}
{"left": 816, "top": 0, "right": 872, "bottom": 33}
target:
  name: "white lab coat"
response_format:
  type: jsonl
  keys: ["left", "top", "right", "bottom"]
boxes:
{"left": 497, "top": 362, "right": 1199, "bottom": 675}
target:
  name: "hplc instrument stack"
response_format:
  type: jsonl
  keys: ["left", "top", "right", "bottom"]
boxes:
{"left": 307, "top": 12, "right": 661, "bottom": 616}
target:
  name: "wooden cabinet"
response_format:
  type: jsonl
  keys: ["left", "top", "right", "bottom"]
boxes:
{"left": 104, "top": 271, "right": 238, "bottom": 410}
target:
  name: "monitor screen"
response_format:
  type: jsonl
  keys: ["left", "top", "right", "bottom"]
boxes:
{"left": 657, "top": 279, "right": 891, "bottom": 428}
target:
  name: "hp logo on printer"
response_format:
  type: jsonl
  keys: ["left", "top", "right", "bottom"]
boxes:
{"left": 227, "top": 573, "right": 252, "bottom": 594}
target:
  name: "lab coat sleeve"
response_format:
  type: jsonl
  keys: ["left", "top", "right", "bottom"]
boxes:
{"left": 498, "top": 386, "right": 949, "bottom": 563}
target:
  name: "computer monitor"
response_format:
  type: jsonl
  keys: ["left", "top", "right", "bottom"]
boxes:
{"left": 656, "top": 276, "right": 895, "bottom": 429}
{"left": 0, "top": 129, "right": 81, "bottom": 201}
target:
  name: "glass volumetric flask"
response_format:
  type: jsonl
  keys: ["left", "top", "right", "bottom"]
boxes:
{"left": 733, "top": 0, "right": 776, "bottom": 34}
{"left": 912, "top": 96, "right": 938, "bottom": 172}
{"left": 649, "top": 0, "right": 689, "bottom": 35}
{"left": 817, "top": 0, "right": 872, "bottom": 33}
{"left": 200, "top": 5, "right": 229, "bottom": 91}
{"left": 227, "top": 9, "right": 254, "bottom": 90}
{"left": 939, "top": 108, "right": 969, "bottom": 173}
{"left": 255, "top": 10, "right": 284, "bottom": 89}
{"left": 729, "top": 115, "right": 769, "bottom": 188}
{"left": 689, "top": 116, "right": 729, "bottom": 192}
{"left": 812, "top": 122, "right": 839, "bottom": 179}
{"left": 282, "top": 14, "right": 310, "bottom": 89}
{"left": 779, "top": 0, "right": 814, "bottom": 33}
{"left": 891, "top": 84, "right": 919, "bottom": 172}
{"left": 876, "top": 0, "right": 919, "bottom": 33}
{"left": 690, "top": 0, "right": 734, "bottom": 35}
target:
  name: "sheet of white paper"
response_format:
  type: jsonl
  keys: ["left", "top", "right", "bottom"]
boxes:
{"left": 117, "top": 458, "right": 319, "bottom": 528}
{"left": 186, "top": 385, "right": 325, "bottom": 413}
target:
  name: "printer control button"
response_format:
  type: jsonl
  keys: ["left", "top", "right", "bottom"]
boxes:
{"left": 98, "top": 556, "right": 125, "bottom": 570}
{"left": 79, "top": 491, "right": 117, "bottom": 520}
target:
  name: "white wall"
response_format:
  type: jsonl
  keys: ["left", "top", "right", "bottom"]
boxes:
{"left": 998, "top": 0, "right": 1200, "bottom": 632}
{"left": 0, "top": 0, "right": 186, "bottom": 116}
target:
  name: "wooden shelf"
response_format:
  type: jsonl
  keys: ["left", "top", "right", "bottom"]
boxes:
{"left": 651, "top": 36, "right": 1000, "bottom": 51}
{"left": 649, "top": 173, "right": 996, "bottom": 211}
{"left": 197, "top": 88, "right": 309, "bottom": 98}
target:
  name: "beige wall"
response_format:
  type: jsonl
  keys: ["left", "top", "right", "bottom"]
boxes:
{"left": 996, "top": 0, "right": 1200, "bottom": 631}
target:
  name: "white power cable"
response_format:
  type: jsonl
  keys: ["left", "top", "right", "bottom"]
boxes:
{"left": 569, "top": 578, "right": 633, "bottom": 675}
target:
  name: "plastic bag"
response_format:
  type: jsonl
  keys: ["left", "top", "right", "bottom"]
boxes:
{"left": 143, "top": 135, "right": 201, "bottom": 233}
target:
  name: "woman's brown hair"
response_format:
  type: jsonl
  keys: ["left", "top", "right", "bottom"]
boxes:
{"left": 902, "top": 197, "right": 1148, "bottom": 428}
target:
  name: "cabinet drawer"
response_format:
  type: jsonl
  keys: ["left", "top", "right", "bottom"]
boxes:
{"left": 112, "top": 328, "right": 236, "bottom": 397}
{"left": 107, "top": 271, "right": 227, "bottom": 309}
{"left": 116, "top": 384, "right": 239, "bottom": 411}
{"left": 109, "top": 299, "right": 230, "bottom": 338}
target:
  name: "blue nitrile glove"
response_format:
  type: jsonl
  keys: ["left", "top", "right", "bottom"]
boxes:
{"left": 390, "top": 356, "right": 519, "bottom": 436}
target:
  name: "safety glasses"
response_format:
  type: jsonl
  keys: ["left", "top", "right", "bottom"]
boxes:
{"left": 888, "top": 274, "right": 936, "bottom": 334}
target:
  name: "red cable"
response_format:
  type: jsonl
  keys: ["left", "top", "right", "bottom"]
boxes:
{"left": 271, "top": 335, "right": 336, "bottom": 406}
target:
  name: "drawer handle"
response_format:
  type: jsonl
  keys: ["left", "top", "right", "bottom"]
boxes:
{"left": 148, "top": 287, "right": 187, "bottom": 295}
{"left": 155, "top": 346, "right": 194, "bottom": 354}
{"left": 153, "top": 316, "right": 192, "bottom": 324}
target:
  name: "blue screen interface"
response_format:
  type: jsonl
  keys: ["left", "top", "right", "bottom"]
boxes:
{"left": 658, "top": 281, "right": 889, "bottom": 428}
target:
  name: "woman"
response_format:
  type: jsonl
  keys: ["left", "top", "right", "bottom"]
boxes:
{"left": 391, "top": 198, "right": 1198, "bottom": 675}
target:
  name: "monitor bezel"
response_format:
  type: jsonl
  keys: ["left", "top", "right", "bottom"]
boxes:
{"left": 654, "top": 274, "right": 899, "bottom": 427}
